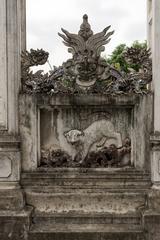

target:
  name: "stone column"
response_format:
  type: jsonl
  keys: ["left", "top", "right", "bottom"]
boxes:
{"left": 145, "top": 2, "right": 160, "bottom": 239}
{"left": 147, "top": 0, "right": 160, "bottom": 185}
{"left": 0, "top": 1, "right": 32, "bottom": 238}
{"left": 0, "top": 0, "right": 26, "bottom": 207}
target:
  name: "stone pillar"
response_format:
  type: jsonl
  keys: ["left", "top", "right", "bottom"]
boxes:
{"left": 145, "top": 2, "right": 160, "bottom": 239}
{"left": 0, "top": 1, "right": 32, "bottom": 239}
{"left": 147, "top": 0, "right": 160, "bottom": 185}
{"left": 0, "top": 0, "right": 25, "bottom": 205}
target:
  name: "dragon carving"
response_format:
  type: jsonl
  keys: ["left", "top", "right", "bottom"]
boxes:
{"left": 58, "top": 14, "right": 115, "bottom": 89}
{"left": 21, "top": 15, "right": 152, "bottom": 94}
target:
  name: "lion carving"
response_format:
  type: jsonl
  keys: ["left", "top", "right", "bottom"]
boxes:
{"left": 64, "top": 119, "right": 122, "bottom": 163}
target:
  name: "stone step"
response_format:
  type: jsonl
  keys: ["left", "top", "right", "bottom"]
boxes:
{"left": 22, "top": 169, "right": 150, "bottom": 214}
{"left": 30, "top": 223, "right": 143, "bottom": 233}
{"left": 32, "top": 212, "right": 142, "bottom": 225}
{"left": 24, "top": 190, "right": 147, "bottom": 214}
{"left": 0, "top": 188, "right": 25, "bottom": 211}
{"left": 29, "top": 211, "right": 145, "bottom": 239}
{"left": 21, "top": 168, "right": 151, "bottom": 191}
{"left": 28, "top": 223, "right": 145, "bottom": 240}
{"left": 0, "top": 207, "right": 33, "bottom": 239}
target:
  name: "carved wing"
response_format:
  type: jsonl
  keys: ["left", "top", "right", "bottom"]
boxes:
{"left": 86, "top": 26, "right": 114, "bottom": 56}
{"left": 58, "top": 28, "right": 86, "bottom": 55}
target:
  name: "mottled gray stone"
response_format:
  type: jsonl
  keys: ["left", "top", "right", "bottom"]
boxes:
{"left": 19, "top": 93, "right": 153, "bottom": 170}
{"left": 0, "top": 158, "right": 11, "bottom": 178}
{"left": 1, "top": 1, "right": 160, "bottom": 239}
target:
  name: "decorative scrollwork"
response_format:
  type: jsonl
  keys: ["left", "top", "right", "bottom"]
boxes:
{"left": 21, "top": 49, "right": 49, "bottom": 88}
{"left": 21, "top": 15, "right": 152, "bottom": 94}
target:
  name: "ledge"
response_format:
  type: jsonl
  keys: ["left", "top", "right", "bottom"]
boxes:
{"left": 21, "top": 168, "right": 151, "bottom": 191}
{"left": 19, "top": 93, "right": 153, "bottom": 107}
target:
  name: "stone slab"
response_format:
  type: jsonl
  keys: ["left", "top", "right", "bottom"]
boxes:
{"left": 0, "top": 206, "right": 33, "bottom": 240}
{"left": 29, "top": 231, "right": 145, "bottom": 240}
{"left": 21, "top": 169, "right": 151, "bottom": 190}
{"left": 0, "top": 189, "right": 24, "bottom": 211}
{"left": 0, "top": 158, "right": 11, "bottom": 178}
{"left": 33, "top": 211, "right": 141, "bottom": 225}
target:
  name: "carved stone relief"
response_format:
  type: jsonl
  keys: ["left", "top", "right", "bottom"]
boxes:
{"left": 21, "top": 15, "right": 152, "bottom": 95}
{"left": 19, "top": 15, "right": 152, "bottom": 169}
{"left": 64, "top": 119, "right": 122, "bottom": 163}
{"left": 40, "top": 107, "right": 131, "bottom": 168}
{"left": 41, "top": 137, "right": 131, "bottom": 168}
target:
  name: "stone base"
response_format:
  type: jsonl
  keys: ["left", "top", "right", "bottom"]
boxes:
{"left": 0, "top": 188, "right": 24, "bottom": 211}
{"left": 1, "top": 210, "right": 160, "bottom": 240}
{"left": 29, "top": 227, "right": 145, "bottom": 240}
{"left": 1, "top": 169, "right": 160, "bottom": 239}
{"left": 22, "top": 168, "right": 150, "bottom": 239}
{"left": 0, "top": 186, "right": 32, "bottom": 239}
{"left": 21, "top": 168, "right": 151, "bottom": 214}
{"left": 28, "top": 211, "right": 145, "bottom": 240}
{"left": 0, "top": 207, "right": 32, "bottom": 240}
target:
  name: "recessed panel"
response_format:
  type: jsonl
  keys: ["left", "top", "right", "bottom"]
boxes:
{"left": 40, "top": 106, "right": 132, "bottom": 168}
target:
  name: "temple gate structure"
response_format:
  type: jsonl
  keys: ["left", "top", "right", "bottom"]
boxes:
{"left": 0, "top": 0, "right": 160, "bottom": 239}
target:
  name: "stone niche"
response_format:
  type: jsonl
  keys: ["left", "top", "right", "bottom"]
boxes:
{"left": 20, "top": 93, "right": 152, "bottom": 171}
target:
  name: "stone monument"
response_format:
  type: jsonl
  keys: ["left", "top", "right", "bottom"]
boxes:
{"left": 0, "top": 1, "right": 159, "bottom": 239}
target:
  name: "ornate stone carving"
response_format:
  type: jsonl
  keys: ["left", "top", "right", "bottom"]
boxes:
{"left": 41, "top": 137, "right": 131, "bottom": 168}
{"left": 64, "top": 119, "right": 122, "bottom": 164}
{"left": 21, "top": 15, "right": 152, "bottom": 94}
{"left": 40, "top": 118, "right": 131, "bottom": 168}
{"left": 58, "top": 14, "right": 114, "bottom": 89}
{"left": 21, "top": 48, "right": 49, "bottom": 88}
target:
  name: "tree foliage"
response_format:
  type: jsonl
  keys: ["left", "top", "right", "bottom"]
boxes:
{"left": 106, "top": 41, "right": 147, "bottom": 73}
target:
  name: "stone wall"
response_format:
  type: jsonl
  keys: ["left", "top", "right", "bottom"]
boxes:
{"left": 0, "top": 1, "right": 160, "bottom": 239}
{"left": 19, "top": 94, "right": 152, "bottom": 170}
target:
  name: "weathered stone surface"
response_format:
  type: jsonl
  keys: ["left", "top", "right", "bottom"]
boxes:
{"left": 148, "top": 1, "right": 160, "bottom": 134}
{"left": 22, "top": 15, "right": 152, "bottom": 95}
{"left": 19, "top": 93, "right": 152, "bottom": 170}
{"left": 0, "top": 158, "right": 11, "bottom": 178}
{"left": 21, "top": 168, "right": 151, "bottom": 189}
{"left": 0, "top": 135, "right": 21, "bottom": 182}
{"left": 0, "top": 206, "right": 32, "bottom": 240}
{"left": 1, "top": 1, "right": 160, "bottom": 239}
{"left": 29, "top": 230, "right": 145, "bottom": 240}
{"left": 0, "top": 0, "right": 8, "bottom": 130}
{"left": 25, "top": 191, "right": 146, "bottom": 214}
{"left": 143, "top": 211, "right": 160, "bottom": 240}
{"left": 19, "top": 94, "right": 38, "bottom": 171}
{"left": 150, "top": 133, "right": 160, "bottom": 183}
{"left": 0, "top": 189, "right": 24, "bottom": 211}
{"left": 147, "top": 188, "right": 160, "bottom": 211}
{"left": 20, "top": 168, "right": 151, "bottom": 239}
{"left": 21, "top": 169, "right": 150, "bottom": 214}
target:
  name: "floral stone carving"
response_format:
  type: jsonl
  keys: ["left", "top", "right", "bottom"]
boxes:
{"left": 21, "top": 15, "right": 152, "bottom": 94}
